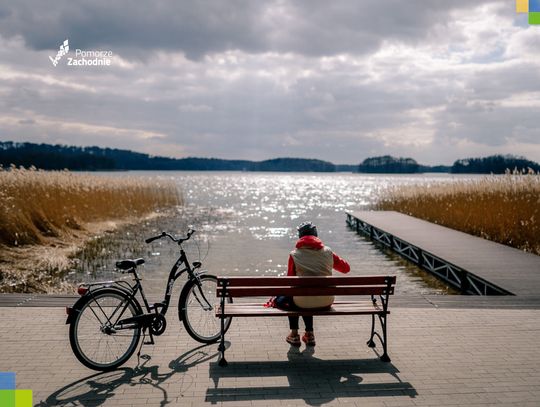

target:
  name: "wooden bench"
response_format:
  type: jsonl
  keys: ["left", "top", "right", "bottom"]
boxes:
{"left": 215, "top": 275, "right": 396, "bottom": 367}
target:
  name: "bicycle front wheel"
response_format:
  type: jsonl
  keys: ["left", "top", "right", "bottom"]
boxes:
{"left": 69, "top": 288, "right": 141, "bottom": 371}
{"left": 179, "top": 274, "right": 232, "bottom": 343}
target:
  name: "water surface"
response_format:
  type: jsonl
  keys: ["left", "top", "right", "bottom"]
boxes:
{"left": 74, "top": 172, "right": 474, "bottom": 297}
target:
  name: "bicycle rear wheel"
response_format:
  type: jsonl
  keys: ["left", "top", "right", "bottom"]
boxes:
{"left": 179, "top": 274, "right": 232, "bottom": 343}
{"left": 69, "top": 288, "right": 141, "bottom": 371}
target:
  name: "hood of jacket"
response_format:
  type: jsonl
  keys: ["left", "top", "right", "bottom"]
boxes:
{"left": 295, "top": 235, "right": 324, "bottom": 250}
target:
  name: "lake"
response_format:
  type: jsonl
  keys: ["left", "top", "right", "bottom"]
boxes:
{"left": 73, "top": 171, "right": 478, "bottom": 297}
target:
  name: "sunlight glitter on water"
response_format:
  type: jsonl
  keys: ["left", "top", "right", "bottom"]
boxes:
{"left": 165, "top": 171, "right": 472, "bottom": 295}
{"left": 78, "top": 171, "right": 473, "bottom": 296}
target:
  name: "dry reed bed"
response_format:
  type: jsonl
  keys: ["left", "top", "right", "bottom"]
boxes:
{"left": 0, "top": 167, "right": 182, "bottom": 246}
{"left": 0, "top": 167, "right": 182, "bottom": 292}
{"left": 376, "top": 174, "right": 540, "bottom": 255}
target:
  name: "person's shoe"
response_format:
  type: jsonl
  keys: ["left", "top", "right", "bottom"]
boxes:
{"left": 286, "top": 334, "right": 301, "bottom": 347}
{"left": 302, "top": 332, "right": 316, "bottom": 346}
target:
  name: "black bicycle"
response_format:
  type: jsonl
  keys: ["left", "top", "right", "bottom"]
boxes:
{"left": 66, "top": 229, "right": 232, "bottom": 371}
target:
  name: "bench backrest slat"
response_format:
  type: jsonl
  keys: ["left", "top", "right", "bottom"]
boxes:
{"left": 217, "top": 276, "right": 396, "bottom": 288}
{"left": 217, "top": 285, "right": 394, "bottom": 297}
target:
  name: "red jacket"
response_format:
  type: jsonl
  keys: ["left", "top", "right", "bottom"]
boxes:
{"left": 287, "top": 235, "right": 350, "bottom": 275}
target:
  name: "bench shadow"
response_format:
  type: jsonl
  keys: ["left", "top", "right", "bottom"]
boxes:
{"left": 206, "top": 347, "right": 417, "bottom": 406}
{"left": 35, "top": 342, "right": 221, "bottom": 407}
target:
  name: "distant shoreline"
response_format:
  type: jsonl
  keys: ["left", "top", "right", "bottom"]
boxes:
{"left": 2, "top": 141, "right": 539, "bottom": 174}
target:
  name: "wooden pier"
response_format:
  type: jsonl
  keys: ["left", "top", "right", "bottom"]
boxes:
{"left": 347, "top": 211, "right": 540, "bottom": 296}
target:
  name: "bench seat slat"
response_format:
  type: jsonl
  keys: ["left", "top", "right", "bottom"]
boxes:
{"left": 217, "top": 286, "right": 393, "bottom": 297}
{"left": 216, "top": 301, "right": 388, "bottom": 317}
{"left": 217, "top": 276, "right": 396, "bottom": 287}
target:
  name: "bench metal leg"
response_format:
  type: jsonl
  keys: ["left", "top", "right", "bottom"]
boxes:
{"left": 218, "top": 343, "right": 228, "bottom": 367}
{"left": 379, "top": 314, "right": 390, "bottom": 362}
{"left": 367, "top": 314, "right": 376, "bottom": 348}
{"left": 367, "top": 313, "right": 391, "bottom": 362}
{"left": 218, "top": 296, "right": 228, "bottom": 367}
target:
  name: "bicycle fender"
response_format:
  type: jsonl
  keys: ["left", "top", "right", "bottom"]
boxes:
{"left": 195, "top": 270, "right": 209, "bottom": 277}
{"left": 177, "top": 277, "right": 203, "bottom": 321}
{"left": 177, "top": 272, "right": 214, "bottom": 322}
{"left": 65, "top": 296, "right": 86, "bottom": 324}
{"left": 65, "top": 286, "right": 142, "bottom": 324}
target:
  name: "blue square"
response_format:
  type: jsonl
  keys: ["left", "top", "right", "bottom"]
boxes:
{"left": 530, "top": 0, "right": 540, "bottom": 12}
{"left": 0, "top": 372, "right": 15, "bottom": 390}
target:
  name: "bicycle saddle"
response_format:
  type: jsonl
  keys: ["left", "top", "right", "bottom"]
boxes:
{"left": 115, "top": 258, "right": 145, "bottom": 270}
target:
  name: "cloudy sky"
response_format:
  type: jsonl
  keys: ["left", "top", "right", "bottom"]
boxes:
{"left": 0, "top": 0, "right": 539, "bottom": 165}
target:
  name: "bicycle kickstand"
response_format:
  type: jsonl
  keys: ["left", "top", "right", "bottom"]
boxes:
{"left": 136, "top": 328, "right": 155, "bottom": 366}
{"left": 144, "top": 328, "right": 155, "bottom": 345}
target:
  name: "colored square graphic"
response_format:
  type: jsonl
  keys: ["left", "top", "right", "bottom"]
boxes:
{"left": 0, "top": 372, "right": 16, "bottom": 390}
{"left": 516, "top": 0, "right": 528, "bottom": 12}
{"left": 0, "top": 390, "right": 16, "bottom": 407}
{"left": 0, "top": 390, "right": 33, "bottom": 407}
{"left": 530, "top": 11, "right": 540, "bottom": 23}
{"left": 16, "top": 390, "right": 33, "bottom": 407}
{"left": 529, "top": 0, "right": 540, "bottom": 12}
{"left": 0, "top": 374, "right": 33, "bottom": 407}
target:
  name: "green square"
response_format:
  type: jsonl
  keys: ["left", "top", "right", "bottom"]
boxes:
{"left": 529, "top": 11, "right": 540, "bottom": 24}
{"left": 15, "top": 390, "right": 32, "bottom": 407}
{"left": 0, "top": 390, "right": 16, "bottom": 407}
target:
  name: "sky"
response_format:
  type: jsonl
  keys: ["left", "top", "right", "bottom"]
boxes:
{"left": 0, "top": 0, "right": 539, "bottom": 165}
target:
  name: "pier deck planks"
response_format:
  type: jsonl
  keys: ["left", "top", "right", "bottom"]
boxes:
{"left": 348, "top": 211, "right": 540, "bottom": 296}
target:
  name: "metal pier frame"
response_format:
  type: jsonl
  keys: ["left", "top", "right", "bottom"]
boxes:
{"left": 346, "top": 213, "right": 512, "bottom": 296}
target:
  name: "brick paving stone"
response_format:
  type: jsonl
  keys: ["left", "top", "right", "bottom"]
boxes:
{"left": 1, "top": 306, "right": 540, "bottom": 406}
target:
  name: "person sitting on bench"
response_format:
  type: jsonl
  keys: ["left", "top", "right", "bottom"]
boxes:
{"left": 276, "top": 221, "right": 350, "bottom": 347}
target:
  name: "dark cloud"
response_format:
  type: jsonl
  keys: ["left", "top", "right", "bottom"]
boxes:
{"left": 0, "top": 0, "right": 539, "bottom": 165}
{"left": 0, "top": 0, "right": 494, "bottom": 60}
{"left": 0, "top": 1, "right": 266, "bottom": 59}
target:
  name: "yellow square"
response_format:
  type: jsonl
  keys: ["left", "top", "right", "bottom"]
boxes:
{"left": 15, "top": 390, "right": 32, "bottom": 407}
{"left": 516, "top": 0, "right": 528, "bottom": 13}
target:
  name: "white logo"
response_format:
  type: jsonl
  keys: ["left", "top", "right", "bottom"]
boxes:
{"left": 49, "top": 39, "right": 69, "bottom": 67}
{"left": 49, "top": 38, "right": 113, "bottom": 67}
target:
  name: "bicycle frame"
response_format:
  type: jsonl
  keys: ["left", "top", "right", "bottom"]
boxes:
{"left": 72, "top": 245, "right": 209, "bottom": 331}
{"left": 150, "top": 246, "right": 208, "bottom": 316}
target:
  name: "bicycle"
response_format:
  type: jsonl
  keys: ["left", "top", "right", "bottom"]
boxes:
{"left": 65, "top": 229, "right": 232, "bottom": 371}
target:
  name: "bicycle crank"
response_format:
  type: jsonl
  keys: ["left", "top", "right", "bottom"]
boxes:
{"left": 149, "top": 314, "right": 167, "bottom": 336}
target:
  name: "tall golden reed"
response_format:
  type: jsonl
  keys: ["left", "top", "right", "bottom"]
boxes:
{"left": 376, "top": 174, "right": 540, "bottom": 255}
{"left": 0, "top": 167, "right": 182, "bottom": 246}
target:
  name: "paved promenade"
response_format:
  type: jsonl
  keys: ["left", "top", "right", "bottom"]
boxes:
{"left": 1, "top": 299, "right": 540, "bottom": 406}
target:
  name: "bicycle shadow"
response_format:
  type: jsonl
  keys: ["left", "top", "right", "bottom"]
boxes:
{"left": 206, "top": 346, "right": 417, "bottom": 406}
{"left": 35, "top": 343, "right": 222, "bottom": 407}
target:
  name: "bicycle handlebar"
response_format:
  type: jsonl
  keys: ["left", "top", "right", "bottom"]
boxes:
{"left": 145, "top": 233, "right": 165, "bottom": 244}
{"left": 145, "top": 229, "right": 196, "bottom": 245}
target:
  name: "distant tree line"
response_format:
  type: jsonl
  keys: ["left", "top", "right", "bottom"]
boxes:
{"left": 0, "top": 142, "right": 337, "bottom": 172}
{"left": 451, "top": 155, "right": 540, "bottom": 174}
{"left": 357, "top": 156, "right": 451, "bottom": 173}
{"left": 2, "top": 142, "right": 538, "bottom": 174}
{"left": 358, "top": 155, "right": 422, "bottom": 173}
{"left": 0, "top": 142, "right": 116, "bottom": 170}
{"left": 357, "top": 154, "right": 540, "bottom": 174}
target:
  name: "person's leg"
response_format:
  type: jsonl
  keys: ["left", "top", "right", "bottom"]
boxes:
{"left": 288, "top": 316, "right": 299, "bottom": 332}
{"left": 277, "top": 297, "right": 300, "bottom": 345}
{"left": 302, "top": 316, "right": 316, "bottom": 346}
{"left": 302, "top": 316, "right": 313, "bottom": 332}
{"left": 286, "top": 316, "right": 301, "bottom": 345}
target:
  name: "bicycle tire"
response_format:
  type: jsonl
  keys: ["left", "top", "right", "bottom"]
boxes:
{"left": 69, "top": 288, "right": 142, "bottom": 371}
{"left": 178, "top": 274, "right": 232, "bottom": 343}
